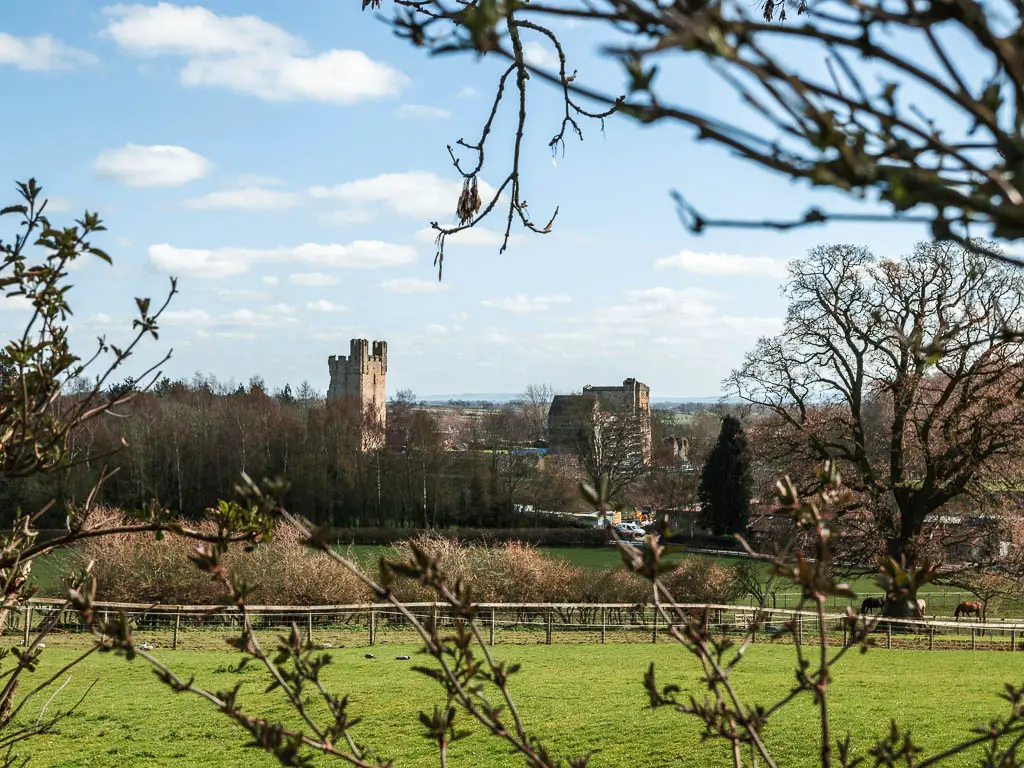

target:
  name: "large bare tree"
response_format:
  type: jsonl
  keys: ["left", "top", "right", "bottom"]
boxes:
{"left": 728, "top": 241, "right": 1024, "bottom": 572}
{"left": 576, "top": 408, "right": 650, "bottom": 502}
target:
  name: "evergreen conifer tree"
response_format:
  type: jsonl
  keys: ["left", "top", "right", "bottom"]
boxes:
{"left": 698, "top": 415, "right": 753, "bottom": 536}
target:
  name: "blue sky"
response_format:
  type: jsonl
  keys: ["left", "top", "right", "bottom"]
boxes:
{"left": 0, "top": 2, "right": 937, "bottom": 398}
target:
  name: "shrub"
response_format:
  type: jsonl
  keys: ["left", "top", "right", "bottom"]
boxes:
{"left": 663, "top": 557, "right": 744, "bottom": 604}
{"left": 75, "top": 518, "right": 738, "bottom": 607}
{"left": 383, "top": 534, "right": 583, "bottom": 603}
{"left": 77, "top": 517, "right": 372, "bottom": 605}
{"left": 383, "top": 534, "right": 741, "bottom": 605}
{"left": 331, "top": 526, "right": 606, "bottom": 547}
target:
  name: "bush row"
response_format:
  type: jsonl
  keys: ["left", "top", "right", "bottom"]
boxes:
{"left": 330, "top": 526, "right": 608, "bottom": 547}
{"left": 73, "top": 525, "right": 743, "bottom": 606}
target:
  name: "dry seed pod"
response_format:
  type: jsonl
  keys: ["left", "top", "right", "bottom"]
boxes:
{"left": 457, "top": 177, "right": 481, "bottom": 224}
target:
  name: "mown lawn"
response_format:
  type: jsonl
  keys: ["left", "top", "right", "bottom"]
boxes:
{"left": 15, "top": 642, "right": 1024, "bottom": 767}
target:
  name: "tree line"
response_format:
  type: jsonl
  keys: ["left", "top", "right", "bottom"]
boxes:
{"left": 1, "top": 382, "right": 578, "bottom": 529}
{"left": 0, "top": 373, "right": 732, "bottom": 531}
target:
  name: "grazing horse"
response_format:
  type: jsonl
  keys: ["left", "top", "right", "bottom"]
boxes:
{"left": 955, "top": 601, "right": 982, "bottom": 620}
{"left": 860, "top": 597, "right": 884, "bottom": 615}
{"left": 916, "top": 598, "right": 927, "bottom": 616}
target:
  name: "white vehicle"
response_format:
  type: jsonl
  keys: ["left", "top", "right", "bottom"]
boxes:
{"left": 615, "top": 522, "right": 647, "bottom": 540}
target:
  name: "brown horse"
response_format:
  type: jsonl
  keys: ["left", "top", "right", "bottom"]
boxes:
{"left": 860, "top": 597, "right": 884, "bottom": 615}
{"left": 955, "top": 601, "right": 982, "bottom": 619}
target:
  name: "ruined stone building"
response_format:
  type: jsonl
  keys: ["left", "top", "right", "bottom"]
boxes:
{"left": 547, "top": 378, "right": 653, "bottom": 465}
{"left": 327, "top": 338, "right": 387, "bottom": 449}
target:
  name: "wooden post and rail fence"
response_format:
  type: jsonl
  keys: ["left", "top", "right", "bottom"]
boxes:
{"left": 6, "top": 598, "right": 1024, "bottom": 653}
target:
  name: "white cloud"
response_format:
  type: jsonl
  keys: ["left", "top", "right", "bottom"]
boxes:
{"left": 148, "top": 240, "right": 416, "bottom": 279}
{"left": 89, "top": 312, "right": 114, "bottom": 325}
{"left": 261, "top": 275, "right": 279, "bottom": 285}
{"left": 306, "top": 300, "right": 348, "bottom": 313}
{"left": 218, "top": 289, "right": 271, "bottom": 302}
{"left": 522, "top": 41, "right": 557, "bottom": 69}
{"left": 414, "top": 226, "right": 511, "bottom": 248}
{"left": 148, "top": 244, "right": 248, "bottom": 279}
{"left": 0, "top": 33, "right": 97, "bottom": 70}
{"left": 287, "top": 243, "right": 416, "bottom": 269}
{"left": 483, "top": 327, "right": 513, "bottom": 344}
{"left": 310, "top": 171, "right": 497, "bottom": 221}
{"left": 162, "top": 308, "right": 212, "bottom": 325}
{"left": 310, "top": 329, "right": 358, "bottom": 342}
{"left": 654, "top": 249, "right": 789, "bottom": 278}
{"left": 0, "top": 296, "right": 33, "bottom": 312}
{"left": 103, "top": 3, "right": 300, "bottom": 57}
{"left": 103, "top": 3, "right": 408, "bottom": 104}
{"left": 182, "top": 186, "right": 302, "bottom": 210}
{"left": 587, "top": 285, "right": 783, "bottom": 342}
{"left": 456, "top": 86, "right": 476, "bottom": 99}
{"left": 222, "top": 307, "right": 297, "bottom": 327}
{"left": 180, "top": 51, "right": 407, "bottom": 104}
{"left": 396, "top": 104, "right": 451, "bottom": 120}
{"left": 481, "top": 295, "right": 572, "bottom": 315}
{"left": 425, "top": 323, "right": 447, "bottom": 334}
{"left": 380, "top": 278, "right": 448, "bottom": 294}
{"left": 95, "top": 143, "right": 211, "bottom": 188}
{"left": 321, "top": 208, "right": 374, "bottom": 227}
{"left": 197, "top": 328, "right": 258, "bottom": 340}
{"left": 290, "top": 272, "right": 340, "bottom": 287}
{"left": 234, "top": 173, "right": 286, "bottom": 187}
{"left": 43, "top": 196, "right": 75, "bottom": 213}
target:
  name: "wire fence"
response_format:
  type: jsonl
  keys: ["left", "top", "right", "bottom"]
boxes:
{"left": 5, "top": 599, "right": 1024, "bottom": 653}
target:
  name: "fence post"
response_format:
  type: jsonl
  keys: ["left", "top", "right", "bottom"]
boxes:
{"left": 489, "top": 607, "right": 495, "bottom": 646}
{"left": 887, "top": 625, "right": 892, "bottom": 649}
{"left": 651, "top": 606, "right": 657, "bottom": 644}
{"left": 972, "top": 627, "right": 976, "bottom": 651}
{"left": 601, "top": 606, "right": 606, "bottom": 644}
{"left": 173, "top": 610, "right": 181, "bottom": 650}
{"left": 545, "top": 607, "right": 552, "bottom": 645}
{"left": 370, "top": 608, "right": 376, "bottom": 646}
{"left": 432, "top": 603, "right": 439, "bottom": 633}
{"left": 1013, "top": 630, "right": 1017, "bottom": 652}
{"left": 307, "top": 610, "right": 313, "bottom": 644}
{"left": 22, "top": 606, "right": 30, "bottom": 648}
{"left": 841, "top": 621, "right": 846, "bottom": 648}
{"left": 929, "top": 626, "right": 934, "bottom": 651}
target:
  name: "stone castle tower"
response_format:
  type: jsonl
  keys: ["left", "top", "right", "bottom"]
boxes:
{"left": 547, "top": 377, "right": 652, "bottom": 465}
{"left": 328, "top": 339, "right": 387, "bottom": 448}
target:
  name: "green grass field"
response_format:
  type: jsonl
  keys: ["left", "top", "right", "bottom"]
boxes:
{"left": 13, "top": 642, "right": 1024, "bottom": 767}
